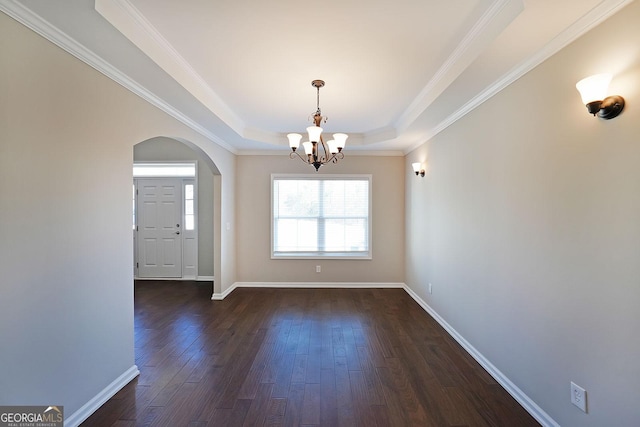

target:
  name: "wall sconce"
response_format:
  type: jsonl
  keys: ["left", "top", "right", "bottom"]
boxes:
{"left": 575, "top": 73, "right": 625, "bottom": 119}
{"left": 412, "top": 162, "right": 425, "bottom": 177}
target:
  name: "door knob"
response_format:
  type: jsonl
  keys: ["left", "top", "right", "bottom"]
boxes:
{"left": 175, "top": 231, "right": 180, "bottom": 235}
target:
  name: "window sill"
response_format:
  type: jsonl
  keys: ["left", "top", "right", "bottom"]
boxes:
{"left": 272, "top": 252, "right": 372, "bottom": 260}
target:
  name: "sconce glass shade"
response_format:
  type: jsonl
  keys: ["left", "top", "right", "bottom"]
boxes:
{"left": 411, "top": 162, "right": 425, "bottom": 177}
{"left": 287, "top": 133, "right": 302, "bottom": 150}
{"left": 332, "top": 133, "right": 348, "bottom": 150}
{"left": 576, "top": 73, "right": 612, "bottom": 104}
{"left": 307, "top": 126, "right": 323, "bottom": 143}
{"left": 302, "top": 141, "right": 313, "bottom": 156}
{"left": 575, "top": 73, "right": 624, "bottom": 119}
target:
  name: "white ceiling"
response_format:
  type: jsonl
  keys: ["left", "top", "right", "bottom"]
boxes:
{"left": 1, "top": 0, "right": 632, "bottom": 154}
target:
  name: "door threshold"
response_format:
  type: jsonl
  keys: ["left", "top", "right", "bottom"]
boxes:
{"left": 135, "top": 276, "right": 212, "bottom": 281}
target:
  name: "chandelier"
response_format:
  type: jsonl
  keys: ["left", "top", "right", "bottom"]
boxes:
{"left": 287, "top": 80, "right": 348, "bottom": 171}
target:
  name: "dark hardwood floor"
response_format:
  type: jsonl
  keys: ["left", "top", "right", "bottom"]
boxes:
{"left": 82, "top": 281, "right": 539, "bottom": 426}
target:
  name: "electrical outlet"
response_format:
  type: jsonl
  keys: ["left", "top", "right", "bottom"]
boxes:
{"left": 316, "top": 265, "right": 321, "bottom": 273}
{"left": 428, "top": 283, "right": 433, "bottom": 294}
{"left": 571, "top": 381, "right": 587, "bottom": 413}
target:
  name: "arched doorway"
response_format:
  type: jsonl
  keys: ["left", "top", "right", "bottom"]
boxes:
{"left": 133, "top": 137, "right": 221, "bottom": 293}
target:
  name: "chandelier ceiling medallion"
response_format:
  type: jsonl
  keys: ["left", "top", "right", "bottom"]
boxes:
{"left": 287, "top": 80, "right": 348, "bottom": 171}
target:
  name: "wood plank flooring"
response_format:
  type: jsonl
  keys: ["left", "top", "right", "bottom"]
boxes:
{"left": 81, "top": 281, "right": 539, "bottom": 426}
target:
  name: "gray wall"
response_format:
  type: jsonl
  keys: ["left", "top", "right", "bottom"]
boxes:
{"left": 0, "top": 11, "right": 237, "bottom": 422}
{"left": 405, "top": 2, "right": 640, "bottom": 426}
{"left": 236, "top": 155, "right": 405, "bottom": 284}
{"left": 134, "top": 137, "right": 215, "bottom": 277}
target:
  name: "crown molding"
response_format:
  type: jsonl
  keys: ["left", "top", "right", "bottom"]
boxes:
{"left": 95, "top": 0, "right": 246, "bottom": 138}
{"left": 237, "top": 149, "right": 405, "bottom": 157}
{"left": 0, "top": 0, "right": 237, "bottom": 155}
{"left": 362, "top": 126, "right": 398, "bottom": 145}
{"left": 404, "top": 0, "right": 634, "bottom": 155}
{"left": 395, "top": 0, "right": 524, "bottom": 133}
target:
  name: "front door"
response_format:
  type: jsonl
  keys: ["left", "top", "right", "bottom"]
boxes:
{"left": 137, "top": 178, "right": 182, "bottom": 277}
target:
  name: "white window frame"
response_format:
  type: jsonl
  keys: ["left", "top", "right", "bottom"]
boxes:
{"left": 271, "top": 173, "right": 372, "bottom": 260}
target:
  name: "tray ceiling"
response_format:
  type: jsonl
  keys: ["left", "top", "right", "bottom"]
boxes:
{"left": 1, "top": 0, "right": 631, "bottom": 153}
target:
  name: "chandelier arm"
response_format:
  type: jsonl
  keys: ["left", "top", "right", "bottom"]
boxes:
{"left": 289, "top": 150, "right": 311, "bottom": 163}
{"left": 330, "top": 151, "right": 344, "bottom": 163}
{"left": 319, "top": 135, "right": 331, "bottom": 163}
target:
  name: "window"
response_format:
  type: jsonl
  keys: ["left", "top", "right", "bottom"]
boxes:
{"left": 133, "top": 162, "right": 196, "bottom": 178}
{"left": 272, "top": 174, "right": 371, "bottom": 259}
{"left": 184, "top": 183, "right": 195, "bottom": 231}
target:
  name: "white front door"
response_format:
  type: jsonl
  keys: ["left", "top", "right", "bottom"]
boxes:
{"left": 137, "top": 178, "right": 182, "bottom": 277}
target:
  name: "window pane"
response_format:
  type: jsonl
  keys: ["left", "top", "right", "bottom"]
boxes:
{"left": 275, "top": 218, "right": 317, "bottom": 252}
{"left": 133, "top": 163, "right": 196, "bottom": 177}
{"left": 323, "top": 180, "right": 368, "bottom": 217}
{"left": 185, "top": 215, "right": 195, "bottom": 230}
{"left": 185, "top": 200, "right": 194, "bottom": 215}
{"left": 324, "top": 218, "right": 367, "bottom": 251}
{"left": 185, "top": 184, "right": 194, "bottom": 199}
{"left": 276, "top": 180, "right": 319, "bottom": 217}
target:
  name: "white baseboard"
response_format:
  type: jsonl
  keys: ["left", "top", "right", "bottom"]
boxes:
{"left": 211, "top": 282, "right": 236, "bottom": 300}
{"left": 211, "top": 281, "right": 405, "bottom": 300}
{"left": 65, "top": 365, "right": 140, "bottom": 427}
{"left": 402, "top": 285, "right": 559, "bottom": 427}
{"left": 197, "top": 275, "right": 214, "bottom": 281}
